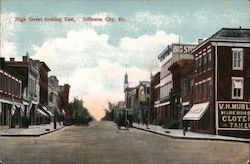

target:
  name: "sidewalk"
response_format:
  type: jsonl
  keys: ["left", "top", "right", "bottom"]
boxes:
{"left": 133, "top": 123, "right": 249, "bottom": 143}
{"left": 0, "top": 122, "right": 65, "bottom": 137}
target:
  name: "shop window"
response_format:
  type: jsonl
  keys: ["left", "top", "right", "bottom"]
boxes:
{"left": 232, "top": 77, "right": 243, "bottom": 99}
{"left": 232, "top": 48, "right": 243, "bottom": 70}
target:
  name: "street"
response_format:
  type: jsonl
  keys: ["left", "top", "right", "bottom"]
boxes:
{"left": 0, "top": 121, "right": 248, "bottom": 164}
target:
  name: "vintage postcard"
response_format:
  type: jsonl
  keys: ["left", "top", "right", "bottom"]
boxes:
{"left": 0, "top": 0, "right": 250, "bottom": 163}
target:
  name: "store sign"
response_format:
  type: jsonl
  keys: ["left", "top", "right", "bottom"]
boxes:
{"left": 217, "top": 101, "right": 250, "bottom": 130}
{"left": 172, "top": 45, "right": 196, "bottom": 53}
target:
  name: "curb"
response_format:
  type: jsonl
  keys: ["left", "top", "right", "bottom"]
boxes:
{"left": 133, "top": 126, "right": 249, "bottom": 143}
{"left": 0, "top": 126, "right": 65, "bottom": 137}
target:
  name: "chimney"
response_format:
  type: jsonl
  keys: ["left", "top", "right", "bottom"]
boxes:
{"left": 0, "top": 57, "right": 5, "bottom": 66}
{"left": 198, "top": 39, "right": 203, "bottom": 44}
{"left": 10, "top": 58, "right": 15, "bottom": 61}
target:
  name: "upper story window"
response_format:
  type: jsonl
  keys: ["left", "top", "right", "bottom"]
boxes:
{"left": 232, "top": 48, "right": 243, "bottom": 70}
{"left": 207, "top": 52, "right": 212, "bottom": 67}
{"left": 208, "top": 80, "right": 212, "bottom": 98}
{"left": 232, "top": 77, "right": 244, "bottom": 99}
{"left": 0, "top": 72, "right": 3, "bottom": 92}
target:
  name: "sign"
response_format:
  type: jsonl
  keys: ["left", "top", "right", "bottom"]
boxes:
{"left": 172, "top": 44, "right": 196, "bottom": 53}
{"left": 217, "top": 101, "right": 250, "bottom": 130}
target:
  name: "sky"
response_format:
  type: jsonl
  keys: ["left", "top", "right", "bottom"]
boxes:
{"left": 0, "top": 0, "right": 249, "bottom": 120}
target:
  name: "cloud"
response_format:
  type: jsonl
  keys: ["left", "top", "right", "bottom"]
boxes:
{"left": 0, "top": 12, "right": 19, "bottom": 40}
{"left": 0, "top": 39, "right": 18, "bottom": 59}
{"left": 58, "top": 61, "right": 150, "bottom": 120}
{"left": 32, "top": 28, "right": 179, "bottom": 120}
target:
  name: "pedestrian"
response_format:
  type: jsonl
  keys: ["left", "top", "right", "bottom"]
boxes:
{"left": 137, "top": 118, "right": 140, "bottom": 124}
{"left": 117, "top": 113, "right": 121, "bottom": 130}
{"left": 145, "top": 117, "right": 149, "bottom": 129}
{"left": 183, "top": 120, "right": 188, "bottom": 136}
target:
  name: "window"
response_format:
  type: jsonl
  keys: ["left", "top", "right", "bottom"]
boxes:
{"left": 203, "top": 83, "right": 206, "bottom": 99}
{"left": 232, "top": 48, "right": 243, "bottom": 70}
{"left": 0, "top": 72, "right": 3, "bottom": 91}
{"left": 12, "top": 80, "right": 15, "bottom": 95}
{"left": 203, "top": 55, "right": 207, "bottom": 70}
{"left": 201, "top": 83, "right": 204, "bottom": 99}
{"left": 208, "top": 80, "right": 212, "bottom": 97}
{"left": 232, "top": 77, "right": 244, "bottom": 99}
{"left": 208, "top": 53, "right": 212, "bottom": 67}
{"left": 7, "top": 77, "right": 11, "bottom": 93}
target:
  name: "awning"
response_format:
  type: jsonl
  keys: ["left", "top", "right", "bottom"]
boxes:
{"left": 47, "top": 110, "right": 54, "bottom": 116}
{"left": 23, "top": 101, "right": 29, "bottom": 106}
{"left": 183, "top": 102, "right": 209, "bottom": 120}
{"left": 42, "top": 106, "right": 53, "bottom": 116}
{"left": 37, "top": 108, "right": 49, "bottom": 117}
{"left": 182, "top": 102, "right": 190, "bottom": 106}
{"left": 155, "top": 101, "right": 170, "bottom": 108}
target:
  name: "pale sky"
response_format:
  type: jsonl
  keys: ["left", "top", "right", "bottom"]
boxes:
{"left": 1, "top": 0, "right": 249, "bottom": 120}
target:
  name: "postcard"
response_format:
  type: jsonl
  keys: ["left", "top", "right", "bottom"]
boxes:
{"left": 0, "top": 0, "right": 249, "bottom": 164}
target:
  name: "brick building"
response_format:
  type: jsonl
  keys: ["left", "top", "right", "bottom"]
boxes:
{"left": 58, "top": 84, "right": 70, "bottom": 117}
{"left": 37, "top": 62, "right": 51, "bottom": 124}
{"left": 168, "top": 59, "right": 194, "bottom": 128}
{"left": 150, "top": 72, "right": 160, "bottom": 125}
{"left": 183, "top": 28, "right": 250, "bottom": 137}
{"left": 6, "top": 55, "right": 41, "bottom": 125}
{"left": 0, "top": 58, "right": 23, "bottom": 128}
{"left": 48, "top": 76, "right": 59, "bottom": 120}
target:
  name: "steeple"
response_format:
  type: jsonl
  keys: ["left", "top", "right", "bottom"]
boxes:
{"left": 124, "top": 65, "right": 129, "bottom": 91}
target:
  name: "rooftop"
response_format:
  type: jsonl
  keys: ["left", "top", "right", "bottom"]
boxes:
{"left": 211, "top": 28, "right": 250, "bottom": 39}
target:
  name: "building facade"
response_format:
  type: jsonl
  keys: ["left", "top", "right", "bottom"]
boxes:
{"left": 48, "top": 76, "right": 59, "bottom": 121}
{"left": 158, "top": 43, "right": 196, "bottom": 127}
{"left": 183, "top": 28, "right": 250, "bottom": 137}
{"left": 124, "top": 73, "right": 150, "bottom": 123}
{"left": 150, "top": 72, "right": 160, "bottom": 125}
{"left": 168, "top": 59, "right": 194, "bottom": 128}
{"left": 37, "top": 62, "right": 51, "bottom": 124}
{"left": 6, "top": 55, "right": 41, "bottom": 125}
{"left": 0, "top": 58, "right": 23, "bottom": 128}
{"left": 58, "top": 84, "right": 71, "bottom": 117}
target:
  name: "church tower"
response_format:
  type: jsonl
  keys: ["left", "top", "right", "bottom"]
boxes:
{"left": 124, "top": 72, "right": 128, "bottom": 92}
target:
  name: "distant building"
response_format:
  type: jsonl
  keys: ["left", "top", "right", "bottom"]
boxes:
{"left": 0, "top": 58, "right": 23, "bottom": 128}
{"left": 58, "top": 84, "right": 70, "bottom": 117}
{"left": 37, "top": 62, "right": 51, "bottom": 124}
{"left": 39, "top": 62, "right": 50, "bottom": 106}
{"left": 124, "top": 72, "right": 150, "bottom": 124}
{"left": 150, "top": 72, "right": 160, "bottom": 125}
{"left": 48, "top": 76, "right": 59, "bottom": 120}
{"left": 183, "top": 28, "right": 250, "bottom": 137}
{"left": 158, "top": 43, "right": 196, "bottom": 127}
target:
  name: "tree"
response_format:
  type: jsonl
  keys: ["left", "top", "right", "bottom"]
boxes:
{"left": 101, "top": 102, "right": 116, "bottom": 121}
{"left": 69, "top": 97, "right": 92, "bottom": 119}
